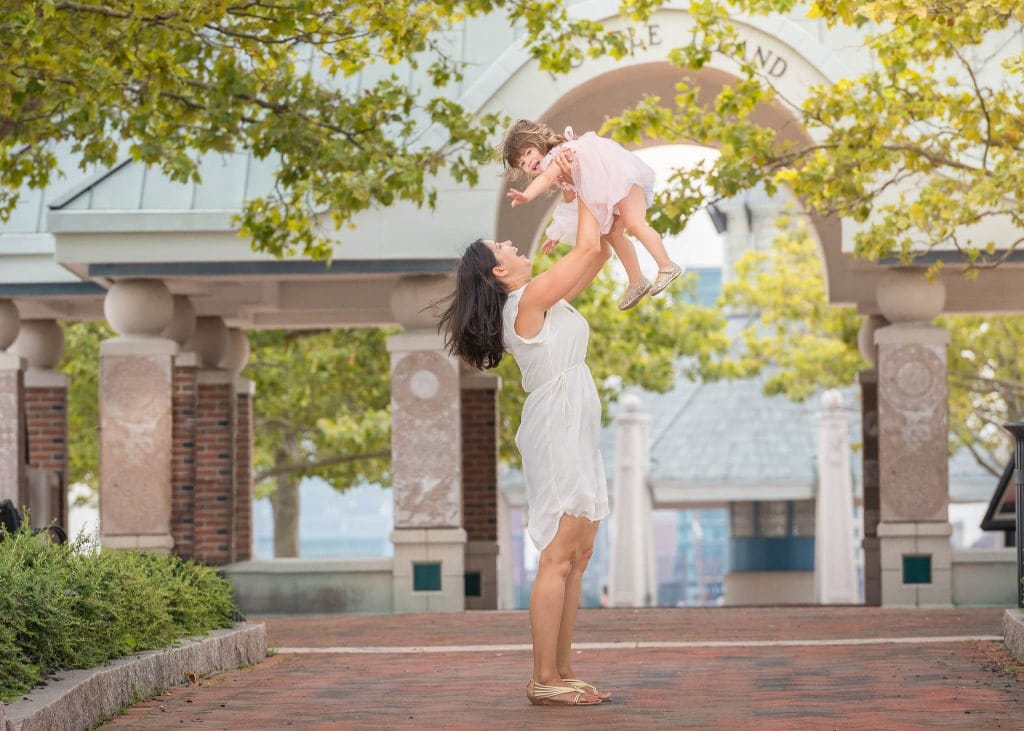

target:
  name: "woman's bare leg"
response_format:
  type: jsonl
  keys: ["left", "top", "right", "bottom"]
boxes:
{"left": 529, "top": 515, "right": 600, "bottom": 703}
{"left": 555, "top": 519, "right": 600, "bottom": 681}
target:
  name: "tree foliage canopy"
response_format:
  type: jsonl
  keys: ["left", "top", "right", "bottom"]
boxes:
{"left": 0, "top": 0, "right": 652, "bottom": 259}
{"left": 603, "top": 0, "right": 1024, "bottom": 274}
{"left": 718, "top": 216, "right": 1022, "bottom": 476}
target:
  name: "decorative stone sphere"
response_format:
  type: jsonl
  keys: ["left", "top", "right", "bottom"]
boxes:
{"left": 389, "top": 275, "right": 455, "bottom": 330}
{"left": 875, "top": 268, "right": 946, "bottom": 324}
{"left": 821, "top": 389, "right": 843, "bottom": 410}
{"left": 10, "top": 320, "right": 64, "bottom": 369}
{"left": 856, "top": 314, "right": 888, "bottom": 366}
{"left": 219, "top": 328, "right": 250, "bottom": 374}
{"left": 162, "top": 295, "right": 197, "bottom": 347}
{"left": 620, "top": 393, "right": 642, "bottom": 412}
{"left": 104, "top": 279, "right": 174, "bottom": 336}
{"left": 0, "top": 298, "right": 19, "bottom": 351}
{"left": 189, "top": 316, "right": 229, "bottom": 368}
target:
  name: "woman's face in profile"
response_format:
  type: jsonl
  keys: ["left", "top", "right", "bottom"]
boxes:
{"left": 484, "top": 239, "right": 530, "bottom": 275}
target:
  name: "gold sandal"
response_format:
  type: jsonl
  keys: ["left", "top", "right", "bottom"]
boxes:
{"left": 562, "top": 677, "right": 612, "bottom": 702}
{"left": 618, "top": 278, "right": 651, "bottom": 310}
{"left": 526, "top": 680, "right": 602, "bottom": 706}
{"left": 650, "top": 262, "right": 683, "bottom": 295}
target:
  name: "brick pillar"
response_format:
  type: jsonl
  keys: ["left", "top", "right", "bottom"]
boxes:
{"left": 171, "top": 353, "right": 198, "bottom": 559}
{"left": 859, "top": 367, "right": 881, "bottom": 605}
{"left": 857, "top": 315, "right": 886, "bottom": 606}
{"left": 233, "top": 378, "right": 254, "bottom": 562}
{"left": 461, "top": 369, "right": 500, "bottom": 610}
{"left": 194, "top": 372, "right": 235, "bottom": 565}
{"left": 24, "top": 370, "right": 69, "bottom": 531}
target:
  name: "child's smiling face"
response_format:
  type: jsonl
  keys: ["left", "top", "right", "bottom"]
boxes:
{"left": 516, "top": 146, "right": 544, "bottom": 176}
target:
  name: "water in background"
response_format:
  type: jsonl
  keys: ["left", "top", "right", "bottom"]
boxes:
{"left": 252, "top": 478, "right": 393, "bottom": 559}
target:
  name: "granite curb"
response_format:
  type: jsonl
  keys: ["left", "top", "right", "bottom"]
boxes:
{"left": 1003, "top": 608, "right": 1024, "bottom": 662}
{"left": 1, "top": 622, "right": 266, "bottom": 731}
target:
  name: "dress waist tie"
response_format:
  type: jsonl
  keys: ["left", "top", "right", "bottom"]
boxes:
{"left": 525, "top": 362, "right": 588, "bottom": 430}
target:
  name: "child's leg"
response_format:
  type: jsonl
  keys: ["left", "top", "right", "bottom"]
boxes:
{"left": 602, "top": 216, "right": 645, "bottom": 286}
{"left": 616, "top": 185, "right": 676, "bottom": 271}
{"left": 604, "top": 215, "right": 651, "bottom": 311}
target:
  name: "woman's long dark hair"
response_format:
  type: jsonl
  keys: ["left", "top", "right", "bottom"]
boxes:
{"left": 437, "top": 239, "right": 508, "bottom": 370}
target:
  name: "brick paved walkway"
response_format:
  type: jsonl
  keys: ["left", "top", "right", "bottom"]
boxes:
{"left": 104, "top": 607, "right": 1024, "bottom": 730}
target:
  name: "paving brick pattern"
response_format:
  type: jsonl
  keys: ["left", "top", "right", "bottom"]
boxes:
{"left": 104, "top": 607, "right": 1024, "bottom": 729}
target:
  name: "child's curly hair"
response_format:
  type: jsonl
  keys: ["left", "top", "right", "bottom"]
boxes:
{"left": 499, "top": 119, "right": 566, "bottom": 182}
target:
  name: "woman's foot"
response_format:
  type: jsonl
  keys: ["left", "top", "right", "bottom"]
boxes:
{"left": 618, "top": 278, "right": 651, "bottom": 310}
{"left": 562, "top": 678, "right": 612, "bottom": 702}
{"left": 526, "top": 679, "right": 602, "bottom": 706}
{"left": 650, "top": 262, "right": 683, "bottom": 295}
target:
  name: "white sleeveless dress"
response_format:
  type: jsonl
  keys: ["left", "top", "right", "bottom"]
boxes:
{"left": 503, "top": 286, "right": 610, "bottom": 551}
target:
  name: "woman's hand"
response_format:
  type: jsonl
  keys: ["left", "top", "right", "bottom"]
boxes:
{"left": 554, "top": 149, "right": 574, "bottom": 182}
{"left": 507, "top": 188, "right": 529, "bottom": 208}
{"left": 540, "top": 238, "right": 559, "bottom": 254}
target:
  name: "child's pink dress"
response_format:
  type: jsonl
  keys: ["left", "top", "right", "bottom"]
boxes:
{"left": 541, "top": 126, "right": 656, "bottom": 243}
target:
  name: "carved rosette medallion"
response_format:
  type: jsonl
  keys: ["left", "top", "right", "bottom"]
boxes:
{"left": 100, "top": 356, "right": 172, "bottom": 534}
{"left": 878, "top": 342, "right": 948, "bottom": 521}
{"left": 390, "top": 350, "right": 461, "bottom": 528}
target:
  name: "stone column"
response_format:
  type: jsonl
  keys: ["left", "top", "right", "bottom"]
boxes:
{"left": 166, "top": 295, "right": 198, "bottom": 559}
{"left": 222, "top": 328, "right": 253, "bottom": 563}
{"left": 190, "top": 316, "right": 235, "bottom": 565}
{"left": 11, "top": 319, "right": 69, "bottom": 531}
{"left": 874, "top": 269, "right": 952, "bottom": 606}
{"left": 388, "top": 275, "right": 466, "bottom": 613}
{"left": 608, "top": 395, "right": 657, "bottom": 607}
{"left": 460, "top": 366, "right": 500, "bottom": 610}
{"left": 857, "top": 314, "right": 886, "bottom": 606}
{"left": 0, "top": 299, "right": 26, "bottom": 511}
{"left": 100, "top": 279, "right": 177, "bottom": 552}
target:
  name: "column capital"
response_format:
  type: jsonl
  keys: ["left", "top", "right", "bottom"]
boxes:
{"left": 387, "top": 329, "right": 447, "bottom": 353}
{"left": 0, "top": 298, "right": 20, "bottom": 351}
{"left": 459, "top": 367, "right": 500, "bottom": 391}
{"left": 24, "top": 369, "right": 69, "bottom": 389}
{"left": 0, "top": 351, "right": 25, "bottom": 370}
{"left": 875, "top": 322, "right": 950, "bottom": 346}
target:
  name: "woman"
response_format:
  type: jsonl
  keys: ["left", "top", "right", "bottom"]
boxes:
{"left": 438, "top": 187, "right": 613, "bottom": 706}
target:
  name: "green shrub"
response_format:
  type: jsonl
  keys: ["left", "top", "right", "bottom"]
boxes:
{"left": 0, "top": 526, "right": 236, "bottom": 702}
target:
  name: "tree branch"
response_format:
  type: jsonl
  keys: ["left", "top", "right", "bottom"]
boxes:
{"left": 254, "top": 450, "right": 390, "bottom": 483}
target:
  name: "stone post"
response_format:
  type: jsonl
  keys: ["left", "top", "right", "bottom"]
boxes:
{"left": 388, "top": 275, "right": 466, "bottom": 613}
{"left": 11, "top": 319, "right": 69, "bottom": 531}
{"left": 874, "top": 269, "right": 952, "bottom": 606}
{"left": 608, "top": 394, "right": 657, "bottom": 607}
{"left": 190, "top": 316, "right": 235, "bottom": 565}
{"left": 0, "top": 298, "right": 26, "bottom": 511}
{"left": 165, "top": 295, "right": 198, "bottom": 559}
{"left": 460, "top": 366, "right": 500, "bottom": 610}
{"left": 857, "top": 314, "right": 886, "bottom": 606}
{"left": 814, "top": 390, "right": 859, "bottom": 604}
{"left": 100, "top": 279, "right": 177, "bottom": 552}
{"left": 222, "top": 328, "right": 253, "bottom": 563}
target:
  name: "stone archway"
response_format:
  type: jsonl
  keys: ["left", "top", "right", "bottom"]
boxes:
{"left": 473, "top": 7, "right": 955, "bottom": 607}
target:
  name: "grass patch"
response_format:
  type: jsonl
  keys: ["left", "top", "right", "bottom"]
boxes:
{"left": 0, "top": 525, "right": 236, "bottom": 703}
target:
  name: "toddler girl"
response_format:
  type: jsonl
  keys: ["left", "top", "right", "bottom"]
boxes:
{"left": 502, "top": 119, "right": 683, "bottom": 309}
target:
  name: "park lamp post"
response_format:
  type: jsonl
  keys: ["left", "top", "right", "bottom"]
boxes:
{"left": 1003, "top": 422, "right": 1024, "bottom": 609}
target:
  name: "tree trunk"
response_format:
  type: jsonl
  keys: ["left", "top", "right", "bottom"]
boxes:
{"left": 269, "top": 472, "right": 300, "bottom": 557}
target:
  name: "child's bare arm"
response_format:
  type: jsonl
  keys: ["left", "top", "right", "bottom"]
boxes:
{"left": 507, "top": 164, "right": 561, "bottom": 207}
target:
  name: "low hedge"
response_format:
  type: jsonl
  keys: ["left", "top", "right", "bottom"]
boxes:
{"left": 0, "top": 526, "right": 236, "bottom": 702}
